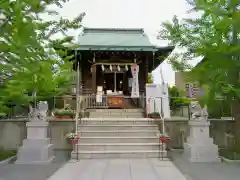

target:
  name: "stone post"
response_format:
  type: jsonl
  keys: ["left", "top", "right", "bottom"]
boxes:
{"left": 16, "top": 102, "right": 54, "bottom": 164}
{"left": 184, "top": 118, "right": 221, "bottom": 162}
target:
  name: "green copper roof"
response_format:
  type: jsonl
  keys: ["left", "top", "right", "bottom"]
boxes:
{"left": 77, "top": 28, "right": 160, "bottom": 51}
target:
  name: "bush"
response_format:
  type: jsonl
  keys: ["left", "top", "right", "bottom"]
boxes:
{"left": 170, "top": 97, "right": 191, "bottom": 110}
{"left": 219, "top": 149, "right": 240, "bottom": 160}
{"left": 0, "top": 113, "right": 7, "bottom": 119}
{"left": 207, "top": 100, "right": 232, "bottom": 118}
{"left": 55, "top": 110, "right": 74, "bottom": 115}
{"left": 149, "top": 112, "right": 160, "bottom": 115}
{"left": 168, "top": 86, "right": 191, "bottom": 110}
{"left": 0, "top": 149, "right": 16, "bottom": 161}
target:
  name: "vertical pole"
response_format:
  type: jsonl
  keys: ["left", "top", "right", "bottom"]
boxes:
{"left": 92, "top": 52, "right": 96, "bottom": 94}
{"left": 114, "top": 72, "right": 117, "bottom": 93}
{"left": 92, "top": 65, "right": 96, "bottom": 94}
{"left": 77, "top": 140, "right": 79, "bottom": 161}
{"left": 162, "top": 142, "right": 164, "bottom": 160}
{"left": 75, "top": 61, "right": 79, "bottom": 136}
{"left": 159, "top": 139, "right": 160, "bottom": 159}
{"left": 161, "top": 97, "right": 165, "bottom": 135}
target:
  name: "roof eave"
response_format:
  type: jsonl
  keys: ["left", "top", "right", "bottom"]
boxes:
{"left": 77, "top": 45, "right": 174, "bottom": 52}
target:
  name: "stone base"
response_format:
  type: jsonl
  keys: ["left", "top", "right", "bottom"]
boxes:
{"left": 16, "top": 121, "right": 54, "bottom": 164}
{"left": 184, "top": 119, "right": 220, "bottom": 162}
{"left": 184, "top": 142, "right": 221, "bottom": 162}
{"left": 15, "top": 156, "right": 55, "bottom": 165}
{"left": 16, "top": 141, "right": 54, "bottom": 164}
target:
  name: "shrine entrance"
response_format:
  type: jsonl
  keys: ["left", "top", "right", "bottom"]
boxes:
{"left": 94, "top": 63, "right": 136, "bottom": 108}
{"left": 95, "top": 63, "right": 132, "bottom": 96}
{"left": 103, "top": 73, "right": 125, "bottom": 95}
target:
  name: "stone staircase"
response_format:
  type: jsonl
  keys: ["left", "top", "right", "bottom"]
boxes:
{"left": 85, "top": 109, "right": 145, "bottom": 118}
{"left": 71, "top": 109, "right": 166, "bottom": 159}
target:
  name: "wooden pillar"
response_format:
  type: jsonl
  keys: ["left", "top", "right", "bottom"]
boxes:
{"left": 92, "top": 64, "right": 96, "bottom": 94}
{"left": 145, "top": 55, "right": 149, "bottom": 86}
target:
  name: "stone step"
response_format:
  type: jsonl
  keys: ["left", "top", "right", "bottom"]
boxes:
{"left": 78, "top": 130, "right": 158, "bottom": 137}
{"left": 81, "top": 118, "right": 155, "bottom": 125}
{"left": 77, "top": 136, "right": 159, "bottom": 143}
{"left": 78, "top": 124, "right": 159, "bottom": 131}
{"left": 89, "top": 112, "right": 144, "bottom": 118}
{"left": 76, "top": 143, "right": 162, "bottom": 151}
{"left": 86, "top": 109, "right": 145, "bottom": 113}
{"left": 71, "top": 150, "right": 167, "bottom": 159}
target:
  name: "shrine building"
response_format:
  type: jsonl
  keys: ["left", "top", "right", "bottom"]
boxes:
{"left": 69, "top": 27, "right": 174, "bottom": 109}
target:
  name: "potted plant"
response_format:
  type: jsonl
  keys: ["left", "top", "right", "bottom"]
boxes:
{"left": 54, "top": 110, "right": 74, "bottom": 119}
{"left": 65, "top": 132, "right": 80, "bottom": 145}
{"left": 148, "top": 112, "right": 161, "bottom": 119}
{"left": 66, "top": 132, "right": 76, "bottom": 140}
{"left": 159, "top": 134, "right": 170, "bottom": 143}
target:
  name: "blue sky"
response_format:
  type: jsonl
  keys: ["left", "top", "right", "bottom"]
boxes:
{"left": 50, "top": 0, "right": 192, "bottom": 86}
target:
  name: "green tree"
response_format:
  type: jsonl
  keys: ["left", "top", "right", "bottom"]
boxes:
{"left": 168, "top": 86, "right": 190, "bottom": 111}
{"left": 148, "top": 73, "right": 153, "bottom": 83}
{"left": 0, "top": 0, "right": 85, "bottom": 114}
{"left": 159, "top": 0, "right": 240, "bottom": 150}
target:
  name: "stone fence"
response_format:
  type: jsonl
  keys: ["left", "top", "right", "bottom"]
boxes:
{"left": 0, "top": 118, "right": 236, "bottom": 150}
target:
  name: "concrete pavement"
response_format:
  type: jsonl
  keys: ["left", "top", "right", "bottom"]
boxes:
{"left": 47, "top": 159, "right": 187, "bottom": 180}
{"left": 172, "top": 151, "right": 240, "bottom": 180}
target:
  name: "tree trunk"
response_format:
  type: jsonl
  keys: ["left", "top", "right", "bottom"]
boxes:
{"left": 233, "top": 99, "right": 240, "bottom": 152}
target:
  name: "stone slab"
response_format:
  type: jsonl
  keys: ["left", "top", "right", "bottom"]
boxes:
{"left": 22, "top": 138, "right": 51, "bottom": 147}
{"left": 185, "top": 143, "right": 221, "bottom": 162}
{"left": 16, "top": 144, "right": 55, "bottom": 164}
{"left": 15, "top": 156, "right": 55, "bottom": 165}
{"left": 26, "top": 122, "right": 49, "bottom": 139}
{"left": 47, "top": 159, "right": 187, "bottom": 180}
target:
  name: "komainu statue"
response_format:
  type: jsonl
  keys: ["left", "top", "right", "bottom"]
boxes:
{"left": 190, "top": 101, "right": 208, "bottom": 121}
{"left": 28, "top": 101, "right": 48, "bottom": 121}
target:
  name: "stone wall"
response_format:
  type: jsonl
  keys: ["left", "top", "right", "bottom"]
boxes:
{"left": 155, "top": 119, "right": 235, "bottom": 149}
{"left": 0, "top": 119, "right": 75, "bottom": 150}
{"left": 0, "top": 118, "right": 236, "bottom": 150}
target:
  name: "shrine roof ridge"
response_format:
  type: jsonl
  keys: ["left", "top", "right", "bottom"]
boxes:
{"left": 82, "top": 27, "right": 145, "bottom": 34}
{"left": 77, "top": 27, "right": 172, "bottom": 51}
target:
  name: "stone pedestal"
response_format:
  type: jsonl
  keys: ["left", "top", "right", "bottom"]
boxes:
{"left": 184, "top": 119, "right": 220, "bottom": 162}
{"left": 15, "top": 122, "right": 54, "bottom": 164}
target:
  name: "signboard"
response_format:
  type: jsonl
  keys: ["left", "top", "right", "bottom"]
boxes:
{"left": 131, "top": 64, "right": 139, "bottom": 98}
{"left": 96, "top": 86, "right": 103, "bottom": 103}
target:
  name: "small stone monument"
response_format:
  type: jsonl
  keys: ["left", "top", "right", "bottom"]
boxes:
{"left": 184, "top": 101, "right": 220, "bottom": 162}
{"left": 15, "top": 101, "right": 54, "bottom": 164}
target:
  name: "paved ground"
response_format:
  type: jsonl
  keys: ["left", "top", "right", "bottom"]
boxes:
{"left": 2, "top": 150, "right": 240, "bottom": 180}
{"left": 0, "top": 151, "right": 69, "bottom": 180}
{"left": 0, "top": 163, "right": 63, "bottom": 180}
{"left": 47, "top": 159, "right": 187, "bottom": 180}
{"left": 172, "top": 151, "right": 240, "bottom": 180}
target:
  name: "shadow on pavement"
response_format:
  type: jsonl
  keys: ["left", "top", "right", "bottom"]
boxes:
{"left": 0, "top": 150, "right": 71, "bottom": 180}
{"left": 171, "top": 150, "right": 240, "bottom": 180}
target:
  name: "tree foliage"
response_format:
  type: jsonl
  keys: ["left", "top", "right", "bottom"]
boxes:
{"left": 0, "top": 0, "right": 85, "bottom": 113}
{"left": 159, "top": 0, "right": 240, "bottom": 100}
{"left": 168, "top": 86, "right": 190, "bottom": 111}
{"left": 159, "top": 0, "right": 240, "bottom": 150}
{"left": 148, "top": 73, "right": 153, "bottom": 83}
